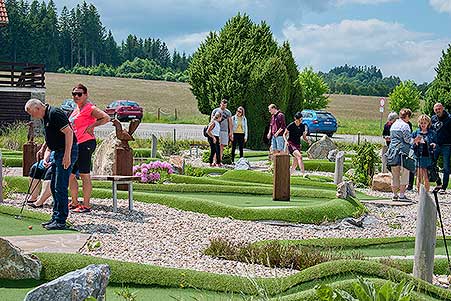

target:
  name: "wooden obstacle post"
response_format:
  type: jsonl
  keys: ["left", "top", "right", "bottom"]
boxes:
{"left": 334, "top": 151, "right": 345, "bottom": 184}
{"left": 273, "top": 153, "right": 290, "bottom": 201}
{"left": 22, "top": 142, "right": 39, "bottom": 176}
{"left": 151, "top": 134, "right": 158, "bottom": 158}
{"left": 413, "top": 185, "right": 437, "bottom": 283}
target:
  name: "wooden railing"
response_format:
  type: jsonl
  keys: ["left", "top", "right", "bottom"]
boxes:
{"left": 0, "top": 61, "right": 45, "bottom": 88}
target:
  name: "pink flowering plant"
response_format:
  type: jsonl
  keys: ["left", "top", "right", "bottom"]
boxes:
{"left": 133, "top": 161, "right": 173, "bottom": 184}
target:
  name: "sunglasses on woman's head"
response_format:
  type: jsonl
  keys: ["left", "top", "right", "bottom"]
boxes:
{"left": 72, "top": 92, "right": 83, "bottom": 97}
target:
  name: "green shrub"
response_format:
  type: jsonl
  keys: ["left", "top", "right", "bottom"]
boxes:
{"left": 202, "top": 146, "right": 232, "bottom": 164}
{"left": 350, "top": 142, "right": 380, "bottom": 187}
{"left": 0, "top": 122, "right": 43, "bottom": 151}
{"left": 132, "top": 148, "right": 152, "bottom": 157}
{"left": 389, "top": 80, "right": 421, "bottom": 113}
{"left": 3, "top": 157, "right": 23, "bottom": 167}
{"left": 205, "top": 238, "right": 363, "bottom": 271}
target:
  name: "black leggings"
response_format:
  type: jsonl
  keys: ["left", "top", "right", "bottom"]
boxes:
{"left": 232, "top": 133, "right": 245, "bottom": 162}
{"left": 208, "top": 136, "right": 220, "bottom": 164}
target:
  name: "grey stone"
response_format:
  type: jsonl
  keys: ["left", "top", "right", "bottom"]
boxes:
{"left": 93, "top": 132, "right": 120, "bottom": 175}
{"left": 336, "top": 181, "right": 356, "bottom": 199}
{"left": 327, "top": 149, "right": 338, "bottom": 162}
{"left": 334, "top": 151, "right": 345, "bottom": 184}
{"left": 234, "top": 157, "right": 251, "bottom": 170}
{"left": 24, "top": 264, "right": 110, "bottom": 301}
{"left": 0, "top": 238, "right": 41, "bottom": 280}
{"left": 307, "top": 135, "right": 337, "bottom": 159}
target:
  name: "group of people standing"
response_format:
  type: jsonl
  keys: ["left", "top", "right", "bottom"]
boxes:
{"left": 24, "top": 83, "right": 109, "bottom": 230}
{"left": 206, "top": 99, "right": 248, "bottom": 166}
{"left": 206, "top": 100, "right": 310, "bottom": 175}
{"left": 384, "top": 103, "right": 451, "bottom": 201}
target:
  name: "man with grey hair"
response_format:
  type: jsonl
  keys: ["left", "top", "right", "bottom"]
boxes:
{"left": 431, "top": 102, "right": 451, "bottom": 194}
{"left": 382, "top": 112, "right": 398, "bottom": 146}
{"left": 25, "top": 99, "right": 78, "bottom": 230}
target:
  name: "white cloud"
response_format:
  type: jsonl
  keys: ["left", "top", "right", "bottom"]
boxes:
{"left": 166, "top": 32, "right": 211, "bottom": 54}
{"left": 282, "top": 19, "right": 449, "bottom": 82}
{"left": 430, "top": 0, "right": 451, "bottom": 13}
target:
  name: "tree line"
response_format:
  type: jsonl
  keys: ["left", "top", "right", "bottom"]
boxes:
{"left": 0, "top": 0, "right": 190, "bottom": 73}
{"left": 319, "top": 64, "right": 429, "bottom": 97}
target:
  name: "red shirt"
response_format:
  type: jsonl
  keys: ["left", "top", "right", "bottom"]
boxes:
{"left": 69, "top": 102, "right": 97, "bottom": 144}
{"left": 270, "top": 111, "right": 286, "bottom": 136}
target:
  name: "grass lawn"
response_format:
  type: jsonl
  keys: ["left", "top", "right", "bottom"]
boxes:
{"left": 0, "top": 213, "right": 72, "bottom": 236}
{"left": 149, "top": 191, "right": 331, "bottom": 208}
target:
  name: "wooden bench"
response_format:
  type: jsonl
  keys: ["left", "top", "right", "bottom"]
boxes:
{"left": 91, "top": 175, "right": 140, "bottom": 213}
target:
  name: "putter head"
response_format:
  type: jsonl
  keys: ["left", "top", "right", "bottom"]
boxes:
{"left": 14, "top": 215, "right": 22, "bottom": 220}
{"left": 433, "top": 186, "right": 442, "bottom": 194}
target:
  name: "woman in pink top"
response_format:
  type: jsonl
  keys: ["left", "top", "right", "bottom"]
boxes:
{"left": 69, "top": 84, "right": 110, "bottom": 213}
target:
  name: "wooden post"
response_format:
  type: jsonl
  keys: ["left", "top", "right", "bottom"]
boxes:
{"left": 334, "top": 151, "right": 345, "bottom": 184}
{"left": 381, "top": 145, "right": 388, "bottom": 173}
{"left": 273, "top": 153, "right": 290, "bottom": 201}
{"left": 173, "top": 128, "right": 176, "bottom": 144}
{"left": 174, "top": 108, "right": 178, "bottom": 120}
{"left": 22, "top": 142, "right": 39, "bottom": 177}
{"left": 151, "top": 134, "right": 157, "bottom": 158}
{"left": 413, "top": 185, "right": 437, "bottom": 283}
{"left": 357, "top": 132, "right": 361, "bottom": 145}
{"left": 157, "top": 108, "right": 160, "bottom": 120}
{"left": 114, "top": 147, "right": 133, "bottom": 190}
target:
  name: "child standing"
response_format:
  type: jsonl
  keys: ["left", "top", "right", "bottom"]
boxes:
{"left": 412, "top": 114, "right": 437, "bottom": 192}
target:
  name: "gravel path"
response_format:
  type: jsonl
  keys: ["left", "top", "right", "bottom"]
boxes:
{"left": 4, "top": 187, "right": 451, "bottom": 278}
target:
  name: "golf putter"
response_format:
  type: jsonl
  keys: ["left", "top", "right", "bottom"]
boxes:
{"left": 15, "top": 163, "right": 41, "bottom": 219}
{"left": 432, "top": 186, "right": 451, "bottom": 275}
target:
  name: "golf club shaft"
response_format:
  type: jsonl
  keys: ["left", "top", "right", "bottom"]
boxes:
{"left": 433, "top": 190, "right": 451, "bottom": 275}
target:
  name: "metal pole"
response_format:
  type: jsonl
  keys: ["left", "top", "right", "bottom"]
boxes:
{"left": 173, "top": 128, "right": 176, "bottom": 144}
{"left": 157, "top": 108, "right": 160, "bottom": 120}
{"left": 357, "top": 132, "right": 361, "bottom": 145}
{"left": 380, "top": 111, "right": 383, "bottom": 129}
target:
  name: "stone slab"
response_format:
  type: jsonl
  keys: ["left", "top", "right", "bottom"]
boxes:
{"left": 1, "top": 233, "right": 90, "bottom": 253}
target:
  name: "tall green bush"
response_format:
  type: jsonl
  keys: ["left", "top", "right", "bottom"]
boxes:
{"left": 297, "top": 67, "right": 329, "bottom": 110}
{"left": 424, "top": 44, "right": 451, "bottom": 115}
{"left": 389, "top": 80, "right": 420, "bottom": 113}
{"left": 350, "top": 142, "right": 380, "bottom": 187}
{"left": 188, "top": 13, "right": 300, "bottom": 149}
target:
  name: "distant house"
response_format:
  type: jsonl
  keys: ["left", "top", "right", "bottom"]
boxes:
{"left": 0, "top": 0, "right": 8, "bottom": 27}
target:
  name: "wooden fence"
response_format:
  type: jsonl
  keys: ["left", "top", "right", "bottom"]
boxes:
{"left": 0, "top": 61, "right": 45, "bottom": 88}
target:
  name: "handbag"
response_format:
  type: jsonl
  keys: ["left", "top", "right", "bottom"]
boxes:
{"left": 401, "top": 151, "right": 416, "bottom": 173}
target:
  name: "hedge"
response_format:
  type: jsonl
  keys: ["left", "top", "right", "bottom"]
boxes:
{"left": 3, "top": 157, "right": 22, "bottom": 167}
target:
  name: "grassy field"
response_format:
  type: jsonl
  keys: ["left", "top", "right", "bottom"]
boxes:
{"left": 45, "top": 73, "right": 396, "bottom": 135}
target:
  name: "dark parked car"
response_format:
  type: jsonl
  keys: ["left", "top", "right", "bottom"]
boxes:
{"left": 301, "top": 110, "right": 338, "bottom": 137}
{"left": 105, "top": 100, "right": 143, "bottom": 121}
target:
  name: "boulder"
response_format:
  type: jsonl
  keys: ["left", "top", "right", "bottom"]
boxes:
{"left": 327, "top": 149, "right": 339, "bottom": 162}
{"left": 169, "top": 155, "right": 185, "bottom": 174}
{"left": 336, "top": 181, "right": 356, "bottom": 199}
{"left": 0, "top": 238, "right": 41, "bottom": 280}
{"left": 372, "top": 173, "right": 392, "bottom": 192}
{"left": 24, "top": 264, "right": 110, "bottom": 301}
{"left": 307, "top": 135, "right": 337, "bottom": 159}
{"left": 234, "top": 157, "right": 251, "bottom": 170}
{"left": 92, "top": 132, "right": 120, "bottom": 176}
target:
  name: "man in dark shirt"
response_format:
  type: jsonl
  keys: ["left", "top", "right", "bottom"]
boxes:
{"left": 25, "top": 99, "right": 78, "bottom": 230}
{"left": 432, "top": 102, "right": 451, "bottom": 194}
{"left": 267, "top": 104, "right": 286, "bottom": 156}
{"left": 283, "top": 112, "right": 311, "bottom": 175}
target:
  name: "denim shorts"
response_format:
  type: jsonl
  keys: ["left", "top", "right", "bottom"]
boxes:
{"left": 271, "top": 136, "right": 285, "bottom": 151}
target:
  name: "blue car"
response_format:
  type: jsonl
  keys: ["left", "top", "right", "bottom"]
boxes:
{"left": 301, "top": 110, "right": 338, "bottom": 137}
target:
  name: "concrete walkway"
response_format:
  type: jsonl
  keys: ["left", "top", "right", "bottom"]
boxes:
{"left": 2, "top": 233, "right": 90, "bottom": 253}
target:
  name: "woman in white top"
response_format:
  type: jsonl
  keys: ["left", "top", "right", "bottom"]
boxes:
{"left": 207, "top": 112, "right": 222, "bottom": 166}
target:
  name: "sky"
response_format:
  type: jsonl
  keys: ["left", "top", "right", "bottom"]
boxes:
{"left": 49, "top": 0, "right": 451, "bottom": 83}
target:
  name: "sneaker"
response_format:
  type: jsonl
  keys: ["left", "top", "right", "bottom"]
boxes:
{"left": 398, "top": 195, "right": 412, "bottom": 202}
{"left": 41, "top": 219, "right": 54, "bottom": 227}
{"left": 44, "top": 221, "right": 68, "bottom": 230}
{"left": 72, "top": 205, "right": 92, "bottom": 213}
{"left": 392, "top": 195, "right": 399, "bottom": 201}
{"left": 439, "top": 189, "right": 447, "bottom": 195}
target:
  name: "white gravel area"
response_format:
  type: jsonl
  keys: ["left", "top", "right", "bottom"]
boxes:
{"left": 4, "top": 187, "right": 451, "bottom": 278}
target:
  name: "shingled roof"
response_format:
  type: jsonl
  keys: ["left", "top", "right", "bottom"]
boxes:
{"left": 0, "top": 0, "right": 8, "bottom": 26}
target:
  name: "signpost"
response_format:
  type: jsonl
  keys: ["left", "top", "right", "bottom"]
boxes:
{"left": 379, "top": 97, "right": 385, "bottom": 129}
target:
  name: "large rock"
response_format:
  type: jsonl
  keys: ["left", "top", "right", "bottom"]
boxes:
{"left": 24, "top": 264, "right": 110, "bottom": 301}
{"left": 0, "top": 238, "right": 41, "bottom": 280}
{"left": 92, "top": 132, "right": 120, "bottom": 175}
{"left": 372, "top": 173, "right": 392, "bottom": 192}
{"left": 234, "top": 157, "right": 251, "bottom": 170}
{"left": 327, "top": 149, "right": 339, "bottom": 162}
{"left": 307, "top": 135, "right": 337, "bottom": 159}
{"left": 336, "top": 181, "right": 356, "bottom": 199}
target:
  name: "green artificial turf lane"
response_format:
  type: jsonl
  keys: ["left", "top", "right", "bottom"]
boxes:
{"left": 0, "top": 284, "right": 244, "bottom": 301}
{"left": 0, "top": 213, "right": 72, "bottom": 236}
{"left": 147, "top": 191, "right": 331, "bottom": 208}
{"left": 336, "top": 239, "right": 451, "bottom": 257}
